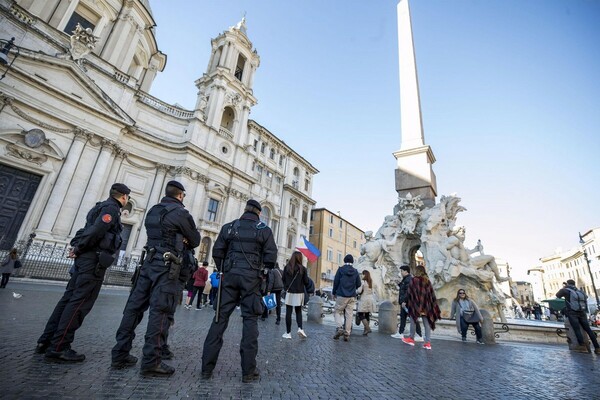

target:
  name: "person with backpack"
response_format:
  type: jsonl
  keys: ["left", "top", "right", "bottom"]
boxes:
{"left": 556, "top": 279, "right": 600, "bottom": 354}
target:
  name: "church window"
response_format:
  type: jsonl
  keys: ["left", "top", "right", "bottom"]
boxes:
{"left": 302, "top": 207, "right": 308, "bottom": 224}
{"left": 64, "top": 3, "right": 100, "bottom": 34}
{"left": 270, "top": 148, "right": 275, "bottom": 160}
{"left": 253, "top": 139, "right": 258, "bottom": 151}
{"left": 220, "top": 107, "right": 234, "bottom": 131}
{"left": 235, "top": 54, "right": 246, "bottom": 81}
{"left": 304, "top": 178, "right": 310, "bottom": 191}
{"left": 206, "top": 198, "right": 220, "bottom": 222}
{"left": 260, "top": 142, "right": 266, "bottom": 154}
{"left": 279, "top": 155, "right": 285, "bottom": 167}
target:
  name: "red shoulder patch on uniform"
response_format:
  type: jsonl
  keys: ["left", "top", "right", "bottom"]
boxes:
{"left": 101, "top": 214, "right": 112, "bottom": 223}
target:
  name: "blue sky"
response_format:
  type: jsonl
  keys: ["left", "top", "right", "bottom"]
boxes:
{"left": 148, "top": 0, "right": 600, "bottom": 280}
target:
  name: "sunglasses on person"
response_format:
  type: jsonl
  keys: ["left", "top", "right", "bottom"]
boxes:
{"left": 458, "top": 292, "right": 466, "bottom": 295}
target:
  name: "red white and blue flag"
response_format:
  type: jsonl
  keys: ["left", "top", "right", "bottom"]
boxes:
{"left": 296, "top": 235, "right": 321, "bottom": 263}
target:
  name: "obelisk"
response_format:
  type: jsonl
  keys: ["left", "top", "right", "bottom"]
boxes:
{"left": 393, "top": 0, "right": 437, "bottom": 208}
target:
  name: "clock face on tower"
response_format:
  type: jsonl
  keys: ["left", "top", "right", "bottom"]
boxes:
{"left": 24, "top": 129, "right": 46, "bottom": 148}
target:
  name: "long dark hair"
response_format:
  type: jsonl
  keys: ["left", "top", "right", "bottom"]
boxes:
{"left": 362, "top": 270, "right": 372, "bottom": 288}
{"left": 284, "top": 251, "right": 304, "bottom": 276}
{"left": 9, "top": 248, "right": 18, "bottom": 260}
{"left": 454, "top": 288, "right": 469, "bottom": 302}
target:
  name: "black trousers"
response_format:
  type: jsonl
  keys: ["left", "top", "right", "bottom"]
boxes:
{"left": 1, "top": 273, "right": 11, "bottom": 287}
{"left": 112, "top": 260, "right": 180, "bottom": 368}
{"left": 202, "top": 270, "right": 263, "bottom": 376}
{"left": 460, "top": 317, "right": 482, "bottom": 340}
{"left": 190, "top": 286, "right": 205, "bottom": 308}
{"left": 38, "top": 253, "right": 103, "bottom": 352}
{"left": 567, "top": 310, "right": 600, "bottom": 348}
{"left": 398, "top": 306, "right": 421, "bottom": 336}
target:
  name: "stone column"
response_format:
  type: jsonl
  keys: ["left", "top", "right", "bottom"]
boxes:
{"left": 377, "top": 301, "right": 398, "bottom": 334}
{"left": 480, "top": 309, "right": 496, "bottom": 344}
{"left": 69, "top": 140, "right": 116, "bottom": 236}
{"left": 307, "top": 295, "right": 324, "bottom": 324}
{"left": 104, "top": 147, "right": 127, "bottom": 192}
{"left": 135, "top": 164, "right": 168, "bottom": 248}
{"left": 36, "top": 130, "right": 89, "bottom": 235}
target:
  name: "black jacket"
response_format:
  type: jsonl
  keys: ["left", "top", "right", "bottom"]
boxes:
{"left": 283, "top": 266, "right": 310, "bottom": 294}
{"left": 71, "top": 197, "right": 123, "bottom": 256}
{"left": 145, "top": 196, "right": 201, "bottom": 252}
{"left": 398, "top": 274, "right": 414, "bottom": 304}
{"left": 267, "top": 267, "right": 284, "bottom": 292}
{"left": 212, "top": 211, "right": 277, "bottom": 274}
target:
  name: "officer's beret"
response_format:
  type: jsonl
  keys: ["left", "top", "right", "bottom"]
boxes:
{"left": 246, "top": 199, "right": 262, "bottom": 211}
{"left": 111, "top": 183, "right": 131, "bottom": 195}
{"left": 166, "top": 180, "right": 185, "bottom": 192}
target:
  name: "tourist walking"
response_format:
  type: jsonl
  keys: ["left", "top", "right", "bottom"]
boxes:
{"left": 201, "top": 200, "right": 277, "bottom": 383}
{"left": 450, "top": 289, "right": 484, "bottom": 344}
{"left": 183, "top": 258, "right": 198, "bottom": 309}
{"left": 36, "top": 183, "right": 130, "bottom": 362}
{"left": 332, "top": 254, "right": 361, "bottom": 342}
{"left": 402, "top": 265, "right": 441, "bottom": 350}
{"left": 282, "top": 251, "right": 310, "bottom": 339}
{"left": 188, "top": 261, "right": 208, "bottom": 309}
{"left": 208, "top": 269, "right": 219, "bottom": 305}
{"left": 356, "top": 270, "right": 376, "bottom": 336}
{"left": 266, "top": 262, "right": 284, "bottom": 324}
{"left": 1, "top": 248, "right": 20, "bottom": 288}
{"left": 391, "top": 265, "right": 422, "bottom": 340}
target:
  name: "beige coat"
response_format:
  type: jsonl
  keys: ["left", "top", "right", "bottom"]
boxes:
{"left": 357, "top": 280, "right": 376, "bottom": 313}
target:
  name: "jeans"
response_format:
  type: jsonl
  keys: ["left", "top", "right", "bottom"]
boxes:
{"left": 460, "top": 316, "right": 482, "bottom": 341}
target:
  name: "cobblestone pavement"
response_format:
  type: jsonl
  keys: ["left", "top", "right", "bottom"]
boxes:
{"left": 0, "top": 281, "right": 597, "bottom": 399}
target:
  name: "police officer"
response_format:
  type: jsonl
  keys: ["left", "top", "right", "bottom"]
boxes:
{"left": 111, "top": 181, "right": 200, "bottom": 376}
{"left": 201, "top": 199, "right": 277, "bottom": 383}
{"left": 36, "top": 183, "right": 130, "bottom": 362}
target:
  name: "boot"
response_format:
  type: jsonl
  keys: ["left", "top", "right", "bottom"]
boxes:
{"left": 362, "top": 319, "right": 372, "bottom": 336}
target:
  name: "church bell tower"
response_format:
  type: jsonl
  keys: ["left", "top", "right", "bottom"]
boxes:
{"left": 194, "top": 18, "right": 260, "bottom": 146}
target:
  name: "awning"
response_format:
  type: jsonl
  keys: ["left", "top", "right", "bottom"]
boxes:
{"left": 541, "top": 298, "right": 566, "bottom": 311}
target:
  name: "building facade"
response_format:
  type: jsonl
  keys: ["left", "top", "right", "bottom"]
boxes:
{"left": 536, "top": 227, "right": 600, "bottom": 305}
{"left": 0, "top": 0, "right": 317, "bottom": 269}
{"left": 308, "top": 208, "right": 364, "bottom": 290}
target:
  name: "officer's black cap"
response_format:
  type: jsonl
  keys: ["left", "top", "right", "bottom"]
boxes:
{"left": 166, "top": 180, "right": 185, "bottom": 192}
{"left": 246, "top": 199, "right": 262, "bottom": 212}
{"left": 111, "top": 183, "right": 131, "bottom": 195}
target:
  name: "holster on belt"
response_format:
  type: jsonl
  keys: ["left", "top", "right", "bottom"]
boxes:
{"left": 95, "top": 251, "right": 115, "bottom": 276}
{"left": 164, "top": 251, "right": 183, "bottom": 280}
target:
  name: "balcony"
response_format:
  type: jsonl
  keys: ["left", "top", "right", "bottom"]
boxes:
{"left": 137, "top": 92, "right": 194, "bottom": 119}
{"left": 218, "top": 127, "right": 234, "bottom": 140}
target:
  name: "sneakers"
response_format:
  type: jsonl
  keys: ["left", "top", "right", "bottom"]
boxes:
{"left": 573, "top": 345, "right": 589, "bottom": 353}
{"left": 242, "top": 368, "right": 260, "bottom": 383}
{"left": 282, "top": 332, "right": 292, "bottom": 339}
{"left": 423, "top": 342, "right": 432, "bottom": 350}
{"left": 343, "top": 334, "right": 349, "bottom": 342}
{"left": 275, "top": 319, "right": 281, "bottom": 325}
{"left": 184, "top": 305, "right": 191, "bottom": 310}
{"left": 390, "top": 332, "right": 403, "bottom": 339}
{"left": 140, "top": 362, "right": 175, "bottom": 377}
{"left": 45, "top": 348, "right": 86, "bottom": 363}
{"left": 111, "top": 354, "right": 138, "bottom": 369}
{"left": 414, "top": 335, "right": 424, "bottom": 343}
{"left": 595, "top": 348, "right": 600, "bottom": 355}
{"left": 201, "top": 371, "right": 213, "bottom": 380}
{"left": 195, "top": 307, "right": 202, "bottom": 311}
{"left": 35, "top": 342, "right": 49, "bottom": 354}
{"left": 333, "top": 328, "right": 345, "bottom": 340}
{"left": 461, "top": 337, "right": 467, "bottom": 342}
{"left": 476, "top": 340, "right": 485, "bottom": 345}
{"left": 297, "top": 328, "right": 307, "bottom": 338}
{"left": 401, "top": 337, "right": 415, "bottom": 346}
{"left": 161, "top": 347, "right": 174, "bottom": 360}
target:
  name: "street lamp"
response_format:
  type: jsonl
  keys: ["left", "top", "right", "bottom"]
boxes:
{"left": 0, "top": 37, "right": 20, "bottom": 81}
{"left": 579, "top": 232, "right": 600, "bottom": 310}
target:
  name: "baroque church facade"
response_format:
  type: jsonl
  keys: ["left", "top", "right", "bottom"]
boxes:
{"left": 0, "top": 0, "right": 318, "bottom": 268}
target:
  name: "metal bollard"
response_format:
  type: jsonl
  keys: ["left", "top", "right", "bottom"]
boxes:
{"left": 377, "top": 301, "right": 398, "bottom": 334}
{"left": 307, "top": 295, "right": 323, "bottom": 324}
{"left": 480, "top": 309, "right": 496, "bottom": 344}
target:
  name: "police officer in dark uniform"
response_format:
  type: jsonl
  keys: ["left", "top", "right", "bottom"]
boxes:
{"left": 201, "top": 199, "right": 277, "bottom": 383}
{"left": 36, "top": 183, "right": 130, "bottom": 362}
{"left": 111, "top": 181, "right": 200, "bottom": 376}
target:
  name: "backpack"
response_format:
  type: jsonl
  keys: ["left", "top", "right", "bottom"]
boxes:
{"left": 566, "top": 288, "right": 587, "bottom": 312}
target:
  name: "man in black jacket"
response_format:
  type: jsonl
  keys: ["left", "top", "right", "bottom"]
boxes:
{"left": 111, "top": 181, "right": 200, "bottom": 375}
{"left": 391, "top": 265, "right": 422, "bottom": 340}
{"left": 556, "top": 279, "right": 600, "bottom": 354}
{"left": 201, "top": 199, "right": 277, "bottom": 383}
{"left": 36, "top": 183, "right": 130, "bottom": 362}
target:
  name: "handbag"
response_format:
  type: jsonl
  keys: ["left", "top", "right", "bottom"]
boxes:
{"left": 262, "top": 293, "right": 277, "bottom": 310}
{"left": 463, "top": 309, "right": 479, "bottom": 323}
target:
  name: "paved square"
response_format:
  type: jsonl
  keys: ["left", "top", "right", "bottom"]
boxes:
{"left": 0, "top": 281, "right": 597, "bottom": 399}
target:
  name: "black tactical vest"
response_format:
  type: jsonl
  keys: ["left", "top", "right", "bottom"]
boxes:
{"left": 225, "top": 219, "right": 264, "bottom": 270}
{"left": 145, "top": 203, "right": 179, "bottom": 251}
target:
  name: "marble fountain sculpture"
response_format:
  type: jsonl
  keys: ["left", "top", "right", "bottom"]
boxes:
{"left": 356, "top": 193, "right": 510, "bottom": 322}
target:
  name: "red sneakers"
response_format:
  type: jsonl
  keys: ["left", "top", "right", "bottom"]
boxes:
{"left": 401, "top": 337, "right": 415, "bottom": 346}
{"left": 423, "top": 342, "right": 432, "bottom": 350}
